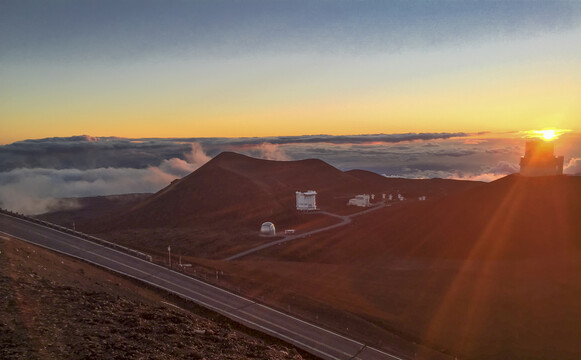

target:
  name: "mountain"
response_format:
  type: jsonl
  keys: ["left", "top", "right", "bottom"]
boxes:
{"left": 91, "top": 152, "right": 481, "bottom": 231}
{"left": 100, "top": 152, "right": 360, "bottom": 229}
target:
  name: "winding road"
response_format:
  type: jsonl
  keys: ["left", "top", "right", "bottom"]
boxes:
{"left": 0, "top": 212, "right": 405, "bottom": 360}
{"left": 226, "top": 203, "right": 387, "bottom": 261}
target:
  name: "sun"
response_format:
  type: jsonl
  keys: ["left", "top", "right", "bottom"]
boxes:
{"left": 521, "top": 128, "right": 570, "bottom": 141}
{"left": 540, "top": 130, "right": 556, "bottom": 140}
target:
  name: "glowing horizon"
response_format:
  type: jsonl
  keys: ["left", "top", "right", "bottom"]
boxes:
{"left": 1, "top": 1, "right": 580, "bottom": 145}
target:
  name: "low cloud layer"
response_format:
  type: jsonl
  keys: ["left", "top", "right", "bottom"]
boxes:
{"left": 0, "top": 143, "right": 210, "bottom": 214}
{"left": 1, "top": 133, "right": 579, "bottom": 215}
{"left": 0, "top": 133, "right": 469, "bottom": 172}
{"left": 564, "top": 157, "right": 581, "bottom": 175}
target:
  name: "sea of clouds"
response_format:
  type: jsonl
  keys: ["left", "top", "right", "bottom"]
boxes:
{"left": 1, "top": 133, "right": 579, "bottom": 214}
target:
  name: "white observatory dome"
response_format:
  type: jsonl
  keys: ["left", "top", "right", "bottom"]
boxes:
{"left": 260, "top": 222, "right": 276, "bottom": 236}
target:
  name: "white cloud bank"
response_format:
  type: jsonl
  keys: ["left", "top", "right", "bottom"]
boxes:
{"left": 564, "top": 157, "right": 581, "bottom": 175}
{"left": 0, "top": 143, "right": 210, "bottom": 215}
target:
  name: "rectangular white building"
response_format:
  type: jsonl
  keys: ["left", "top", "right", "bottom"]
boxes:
{"left": 296, "top": 190, "right": 317, "bottom": 210}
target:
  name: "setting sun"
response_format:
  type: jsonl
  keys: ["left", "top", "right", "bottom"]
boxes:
{"left": 522, "top": 128, "right": 570, "bottom": 141}
{"left": 541, "top": 130, "right": 556, "bottom": 140}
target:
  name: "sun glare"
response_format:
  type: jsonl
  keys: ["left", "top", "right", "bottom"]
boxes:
{"left": 522, "top": 128, "right": 569, "bottom": 141}
{"left": 541, "top": 130, "right": 556, "bottom": 140}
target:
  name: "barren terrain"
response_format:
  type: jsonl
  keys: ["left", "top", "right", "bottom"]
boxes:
{"left": 30, "top": 153, "right": 581, "bottom": 359}
{"left": 0, "top": 235, "right": 312, "bottom": 360}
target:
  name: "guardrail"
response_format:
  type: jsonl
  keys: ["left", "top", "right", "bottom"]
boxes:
{"left": 0, "top": 207, "right": 153, "bottom": 262}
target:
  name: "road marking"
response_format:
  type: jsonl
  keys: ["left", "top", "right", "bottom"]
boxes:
{"left": 350, "top": 345, "right": 367, "bottom": 360}
{"left": 254, "top": 303, "right": 365, "bottom": 346}
{"left": 236, "top": 307, "right": 360, "bottom": 359}
{"left": 225, "top": 309, "right": 348, "bottom": 360}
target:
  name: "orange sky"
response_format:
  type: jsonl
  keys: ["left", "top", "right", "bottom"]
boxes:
{"left": 1, "top": 1, "right": 580, "bottom": 145}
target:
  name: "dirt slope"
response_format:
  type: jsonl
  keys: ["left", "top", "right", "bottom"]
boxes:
{"left": 225, "top": 174, "right": 581, "bottom": 359}
{"left": 0, "top": 235, "right": 310, "bottom": 360}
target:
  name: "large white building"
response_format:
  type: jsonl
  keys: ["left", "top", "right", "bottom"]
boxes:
{"left": 347, "top": 194, "right": 371, "bottom": 207}
{"left": 296, "top": 190, "right": 317, "bottom": 210}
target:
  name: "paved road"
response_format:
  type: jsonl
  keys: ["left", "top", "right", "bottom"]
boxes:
{"left": 226, "top": 203, "right": 387, "bottom": 261}
{"left": 0, "top": 213, "right": 406, "bottom": 360}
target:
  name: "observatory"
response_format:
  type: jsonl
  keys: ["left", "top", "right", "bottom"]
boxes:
{"left": 347, "top": 194, "right": 371, "bottom": 207}
{"left": 260, "top": 222, "right": 276, "bottom": 236}
{"left": 520, "top": 140, "right": 564, "bottom": 176}
{"left": 296, "top": 190, "right": 317, "bottom": 211}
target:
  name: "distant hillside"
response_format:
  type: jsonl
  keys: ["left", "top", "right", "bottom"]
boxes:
{"left": 369, "top": 174, "right": 581, "bottom": 261}
{"left": 346, "top": 169, "right": 481, "bottom": 199}
{"left": 36, "top": 193, "right": 151, "bottom": 228}
{"left": 90, "top": 152, "right": 482, "bottom": 231}
{"left": 270, "top": 174, "right": 581, "bottom": 262}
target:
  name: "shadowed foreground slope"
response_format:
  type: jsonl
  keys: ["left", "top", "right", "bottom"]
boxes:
{"left": 0, "top": 235, "right": 310, "bottom": 360}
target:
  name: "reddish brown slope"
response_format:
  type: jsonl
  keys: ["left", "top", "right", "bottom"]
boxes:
{"left": 101, "top": 152, "right": 361, "bottom": 229}
{"left": 238, "top": 174, "right": 581, "bottom": 359}
{"left": 346, "top": 169, "right": 481, "bottom": 198}
{"left": 266, "top": 174, "right": 581, "bottom": 262}
{"left": 92, "top": 152, "right": 484, "bottom": 232}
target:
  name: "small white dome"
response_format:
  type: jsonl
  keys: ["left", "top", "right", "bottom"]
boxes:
{"left": 260, "top": 222, "right": 276, "bottom": 236}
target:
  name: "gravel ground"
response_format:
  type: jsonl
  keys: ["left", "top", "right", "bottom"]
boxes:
{"left": 0, "top": 236, "right": 309, "bottom": 360}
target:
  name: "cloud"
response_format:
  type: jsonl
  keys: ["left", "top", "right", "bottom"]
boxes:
{"left": 427, "top": 149, "right": 478, "bottom": 157}
{"left": 0, "top": 142, "right": 211, "bottom": 215}
{"left": 184, "top": 142, "right": 212, "bottom": 167}
{"left": 0, "top": 136, "right": 191, "bottom": 171}
{"left": 447, "top": 173, "right": 507, "bottom": 182}
{"left": 0, "top": 167, "right": 165, "bottom": 215}
{"left": 159, "top": 143, "right": 212, "bottom": 177}
{"left": 0, "top": 133, "right": 470, "bottom": 172}
{"left": 463, "top": 139, "right": 488, "bottom": 145}
{"left": 564, "top": 157, "right": 581, "bottom": 175}
{"left": 382, "top": 160, "right": 520, "bottom": 182}
{"left": 258, "top": 133, "right": 470, "bottom": 145}
{"left": 253, "top": 143, "right": 291, "bottom": 161}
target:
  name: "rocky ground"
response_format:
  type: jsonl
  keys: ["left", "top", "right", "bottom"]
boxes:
{"left": 0, "top": 235, "right": 312, "bottom": 360}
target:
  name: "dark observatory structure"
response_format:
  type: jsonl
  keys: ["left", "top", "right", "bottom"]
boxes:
{"left": 519, "top": 140, "right": 564, "bottom": 176}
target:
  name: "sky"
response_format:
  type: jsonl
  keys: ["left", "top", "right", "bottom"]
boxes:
{"left": 1, "top": 1, "right": 580, "bottom": 214}
{"left": 1, "top": 0, "right": 581, "bottom": 144}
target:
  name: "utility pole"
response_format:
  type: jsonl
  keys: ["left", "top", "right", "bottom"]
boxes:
{"left": 168, "top": 245, "right": 171, "bottom": 267}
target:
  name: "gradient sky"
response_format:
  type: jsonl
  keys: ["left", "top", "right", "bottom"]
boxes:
{"left": 1, "top": 0, "right": 581, "bottom": 145}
